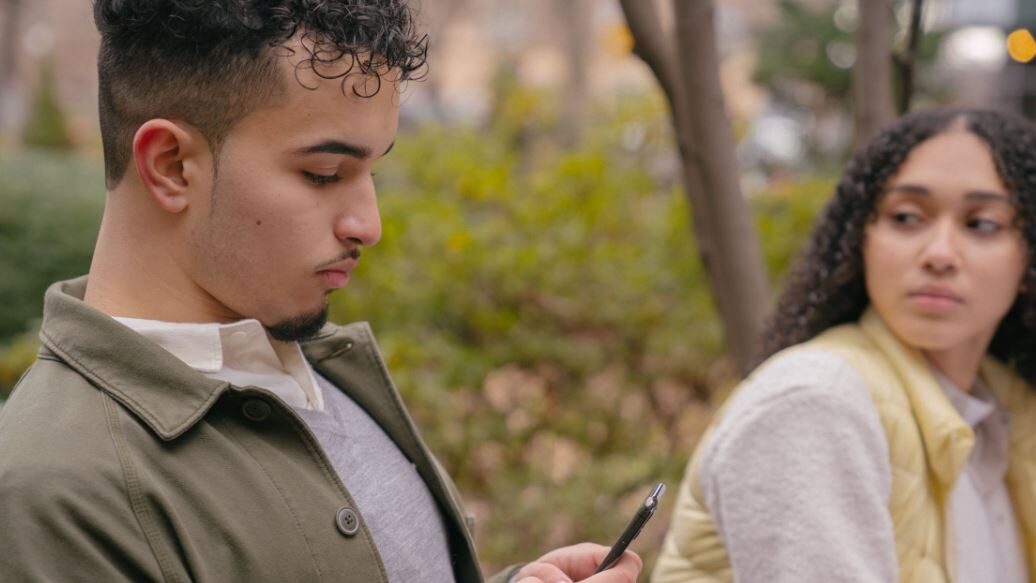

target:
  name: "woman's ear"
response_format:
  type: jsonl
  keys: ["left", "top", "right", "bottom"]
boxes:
{"left": 132, "top": 119, "right": 204, "bottom": 214}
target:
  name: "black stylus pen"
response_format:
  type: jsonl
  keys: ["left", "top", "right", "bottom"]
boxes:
{"left": 594, "top": 482, "right": 666, "bottom": 574}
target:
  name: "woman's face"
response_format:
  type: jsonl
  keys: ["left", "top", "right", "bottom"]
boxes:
{"left": 863, "top": 128, "right": 1028, "bottom": 356}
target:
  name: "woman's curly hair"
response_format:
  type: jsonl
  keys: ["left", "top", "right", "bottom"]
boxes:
{"left": 758, "top": 108, "right": 1036, "bottom": 383}
{"left": 94, "top": 0, "right": 428, "bottom": 187}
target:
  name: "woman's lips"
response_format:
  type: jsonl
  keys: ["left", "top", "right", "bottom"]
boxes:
{"left": 908, "top": 286, "right": 962, "bottom": 312}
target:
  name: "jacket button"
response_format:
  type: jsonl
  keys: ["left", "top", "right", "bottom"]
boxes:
{"left": 242, "top": 399, "right": 272, "bottom": 422}
{"left": 335, "top": 507, "right": 360, "bottom": 537}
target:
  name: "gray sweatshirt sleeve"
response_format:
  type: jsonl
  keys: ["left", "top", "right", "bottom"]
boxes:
{"left": 698, "top": 349, "right": 897, "bottom": 583}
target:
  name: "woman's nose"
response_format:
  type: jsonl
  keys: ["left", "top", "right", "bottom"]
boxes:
{"left": 919, "top": 220, "right": 959, "bottom": 275}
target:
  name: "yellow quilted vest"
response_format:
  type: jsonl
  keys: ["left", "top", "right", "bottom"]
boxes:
{"left": 652, "top": 309, "right": 1036, "bottom": 583}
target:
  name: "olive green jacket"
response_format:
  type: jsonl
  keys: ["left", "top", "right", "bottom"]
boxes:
{"left": 0, "top": 277, "right": 516, "bottom": 582}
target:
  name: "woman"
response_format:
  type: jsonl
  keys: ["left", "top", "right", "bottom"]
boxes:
{"left": 652, "top": 108, "right": 1036, "bottom": 583}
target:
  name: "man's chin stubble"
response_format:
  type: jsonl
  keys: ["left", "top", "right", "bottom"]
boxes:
{"left": 265, "top": 306, "right": 329, "bottom": 342}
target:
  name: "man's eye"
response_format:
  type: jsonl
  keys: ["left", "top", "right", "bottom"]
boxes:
{"left": 303, "top": 171, "right": 341, "bottom": 185}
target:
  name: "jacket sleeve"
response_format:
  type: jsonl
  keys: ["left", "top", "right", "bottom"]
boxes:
{"left": 701, "top": 351, "right": 896, "bottom": 583}
{"left": 0, "top": 451, "right": 166, "bottom": 581}
{"left": 653, "top": 349, "right": 897, "bottom": 583}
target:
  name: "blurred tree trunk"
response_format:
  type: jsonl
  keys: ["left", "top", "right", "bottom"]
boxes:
{"left": 558, "top": 0, "right": 591, "bottom": 147}
{"left": 853, "top": 0, "right": 896, "bottom": 149}
{"left": 896, "top": 0, "right": 925, "bottom": 114}
{"left": 619, "top": 0, "right": 770, "bottom": 375}
{"left": 0, "top": 0, "right": 21, "bottom": 131}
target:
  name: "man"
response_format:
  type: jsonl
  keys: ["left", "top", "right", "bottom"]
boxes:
{"left": 0, "top": 1, "right": 641, "bottom": 582}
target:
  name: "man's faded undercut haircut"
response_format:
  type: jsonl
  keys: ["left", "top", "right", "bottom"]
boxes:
{"left": 93, "top": 0, "right": 429, "bottom": 188}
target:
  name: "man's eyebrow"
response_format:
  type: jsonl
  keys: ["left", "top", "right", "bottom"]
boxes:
{"left": 884, "top": 183, "right": 1011, "bottom": 202}
{"left": 294, "top": 140, "right": 395, "bottom": 159}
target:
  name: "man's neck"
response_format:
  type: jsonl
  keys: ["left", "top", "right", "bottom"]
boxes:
{"left": 84, "top": 206, "right": 238, "bottom": 324}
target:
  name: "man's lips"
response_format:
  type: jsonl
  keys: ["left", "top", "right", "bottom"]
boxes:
{"left": 319, "top": 270, "right": 350, "bottom": 288}
{"left": 316, "top": 258, "right": 358, "bottom": 288}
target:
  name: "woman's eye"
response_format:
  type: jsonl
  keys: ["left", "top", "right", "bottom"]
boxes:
{"left": 968, "top": 217, "right": 1002, "bottom": 234}
{"left": 303, "top": 171, "right": 341, "bottom": 186}
{"left": 890, "top": 211, "right": 921, "bottom": 226}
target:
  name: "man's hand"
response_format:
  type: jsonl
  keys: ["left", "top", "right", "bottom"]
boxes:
{"left": 513, "top": 542, "right": 642, "bottom": 583}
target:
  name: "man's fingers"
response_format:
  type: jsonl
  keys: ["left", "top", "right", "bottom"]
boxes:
{"left": 526, "top": 543, "right": 643, "bottom": 582}
{"left": 533, "top": 542, "right": 609, "bottom": 576}
{"left": 513, "top": 561, "right": 573, "bottom": 583}
{"left": 581, "top": 550, "right": 642, "bottom": 583}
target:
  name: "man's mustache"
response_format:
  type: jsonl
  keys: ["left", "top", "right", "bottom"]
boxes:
{"left": 316, "top": 248, "right": 361, "bottom": 269}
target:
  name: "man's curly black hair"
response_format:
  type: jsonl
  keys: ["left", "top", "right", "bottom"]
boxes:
{"left": 93, "top": 0, "right": 428, "bottom": 188}
{"left": 759, "top": 107, "right": 1036, "bottom": 383}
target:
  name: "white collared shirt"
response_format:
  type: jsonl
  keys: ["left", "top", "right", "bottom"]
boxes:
{"left": 114, "top": 317, "right": 324, "bottom": 411}
{"left": 934, "top": 370, "right": 1027, "bottom": 583}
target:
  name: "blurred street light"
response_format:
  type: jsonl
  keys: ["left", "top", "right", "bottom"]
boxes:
{"left": 1007, "top": 29, "right": 1036, "bottom": 63}
{"left": 943, "top": 26, "right": 1008, "bottom": 71}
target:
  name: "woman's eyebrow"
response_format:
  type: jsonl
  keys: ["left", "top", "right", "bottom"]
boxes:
{"left": 883, "top": 183, "right": 930, "bottom": 196}
{"left": 963, "top": 190, "right": 1011, "bottom": 203}
{"left": 883, "top": 183, "right": 1010, "bottom": 202}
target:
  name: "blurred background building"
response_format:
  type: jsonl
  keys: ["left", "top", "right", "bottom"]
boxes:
{"left": 1, "top": 0, "right": 1034, "bottom": 181}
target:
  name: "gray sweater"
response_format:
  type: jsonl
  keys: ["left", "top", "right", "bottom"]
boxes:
{"left": 698, "top": 349, "right": 896, "bottom": 582}
{"left": 698, "top": 348, "right": 1027, "bottom": 583}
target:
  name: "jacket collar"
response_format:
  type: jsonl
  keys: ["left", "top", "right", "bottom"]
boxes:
{"left": 40, "top": 277, "right": 231, "bottom": 440}
{"left": 858, "top": 310, "right": 1036, "bottom": 487}
{"left": 857, "top": 307, "right": 976, "bottom": 489}
{"left": 37, "top": 277, "right": 365, "bottom": 441}
{"left": 860, "top": 309, "right": 1036, "bottom": 571}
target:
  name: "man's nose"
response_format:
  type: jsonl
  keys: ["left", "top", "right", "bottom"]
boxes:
{"left": 333, "top": 183, "right": 382, "bottom": 247}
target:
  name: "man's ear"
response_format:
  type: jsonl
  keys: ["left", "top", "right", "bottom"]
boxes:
{"left": 132, "top": 119, "right": 207, "bottom": 214}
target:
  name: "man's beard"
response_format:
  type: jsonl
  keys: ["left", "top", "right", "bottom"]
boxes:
{"left": 265, "top": 306, "right": 329, "bottom": 342}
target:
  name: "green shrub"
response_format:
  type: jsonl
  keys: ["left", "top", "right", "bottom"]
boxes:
{"left": 0, "top": 150, "right": 103, "bottom": 348}
{"left": 327, "top": 119, "right": 832, "bottom": 570}
{"left": 0, "top": 329, "right": 39, "bottom": 394}
{"left": 0, "top": 102, "right": 832, "bottom": 572}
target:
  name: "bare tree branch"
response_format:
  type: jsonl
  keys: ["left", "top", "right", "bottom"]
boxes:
{"left": 897, "top": 0, "right": 925, "bottom": 114}
{"left": 672, "top": 0, "right": 770, "bottom": 372}
{"left": 618, "top": 0, "right": 715, "bottom": 269}
{"left": 853, "top": 0, "right": 897, "bottom": 149}
{"left": 620, "top": 0, "right": 770, "bottom": 373}
{"left": 617, "top": 0, "right": 682, "bottom": 116}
